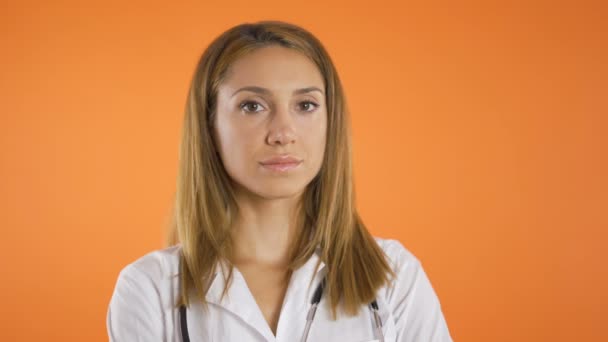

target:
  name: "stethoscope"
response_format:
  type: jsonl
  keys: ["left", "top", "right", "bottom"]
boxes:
{"left": 179, "top": 276, "right": 385, "bottom": 341}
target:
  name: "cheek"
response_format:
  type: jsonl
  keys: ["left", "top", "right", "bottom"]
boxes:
{"left": 214, "top": 119, "right": 237, "bottom": 158}
{"left": 215, "top": 114, "right": 241, "bottom": 149}
{"left": 213, "top": 120, "right": 229, "bottom": 157}
{"left": 304, "top": 118, "right": 327, "bottom": 164}
{"left": 214, "top": 118, "right": 256, "bottom": 170}
{"left": 315, "top": 114, "right": 328, "bottom": 148}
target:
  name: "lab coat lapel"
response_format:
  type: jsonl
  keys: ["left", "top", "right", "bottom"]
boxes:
{"left": 203, "top": 247, "right": 326, "bottom": 341}
{"left": 205, "top": 262, "right": 276, "bottom": 340}
{"left": 274, "top": 247, "right": 327, "bottom": 341}
{"left": 289, "top": 246, "right": 327, "bottom": 300}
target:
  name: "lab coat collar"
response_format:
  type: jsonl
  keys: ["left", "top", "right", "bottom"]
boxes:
{"left": 203, "top": 246, "right": 326, "bottom": 340}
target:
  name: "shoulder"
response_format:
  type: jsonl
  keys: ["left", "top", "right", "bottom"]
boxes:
{"left": 372, "top": 236, "right": 427, "bottom": 302}
{"left": 375, "top": 237, "right": 434, "bottom": 306}
{"left": 109, "top": 244, "right": 182, "bottom": 303}
{"left": 373, "top": 236, "right": 421, "bottom": 271}
{"left": 119, "top": 244, "right": 182, "bottom": 281}
{"left": 372, "top": 236, "right": 453, "bottom": 341}
{"left": 107, "top": 245, "right": 182, "bottom": 340}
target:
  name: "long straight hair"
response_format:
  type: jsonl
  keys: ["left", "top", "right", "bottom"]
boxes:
{"left": 167, "top": 20, "right": 395, "bottom": 319}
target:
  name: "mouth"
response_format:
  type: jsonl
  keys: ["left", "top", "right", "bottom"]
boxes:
{"left": 258, "top": 160, "right": 302, "bottom": 173}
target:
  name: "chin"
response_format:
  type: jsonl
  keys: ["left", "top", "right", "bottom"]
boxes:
{"left": 255, "top": 187, "right": 304, "bottom": 200}
{"left": 250, "top": 180, "right": 308, "bottom": 200}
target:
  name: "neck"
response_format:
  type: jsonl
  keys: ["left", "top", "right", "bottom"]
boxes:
{"left": 230, "top": 191, "right": 302, "bottom": 267}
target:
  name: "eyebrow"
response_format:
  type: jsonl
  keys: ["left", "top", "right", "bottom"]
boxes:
{"left": 230, "top": 86, "right": 324, "bottom": 98}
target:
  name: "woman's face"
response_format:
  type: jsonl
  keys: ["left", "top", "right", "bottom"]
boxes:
{"left": 213, "top": 46, "right": 327, "bottom": 201}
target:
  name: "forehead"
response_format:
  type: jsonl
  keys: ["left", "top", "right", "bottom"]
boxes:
{"left": 219, "top": 46, "right": 325, "bottom": 94}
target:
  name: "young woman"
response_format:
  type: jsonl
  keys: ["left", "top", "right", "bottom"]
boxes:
{"left": 107, "top": 20, "right": 453, "bottom": 341}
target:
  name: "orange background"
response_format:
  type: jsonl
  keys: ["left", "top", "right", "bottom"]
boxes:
{"left": 1, "top": 0, "right": 606, "bottom": 341}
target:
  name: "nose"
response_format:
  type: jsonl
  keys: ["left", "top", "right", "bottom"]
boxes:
{"left": 266, "top": 105, "right": 296, "bottom": 146}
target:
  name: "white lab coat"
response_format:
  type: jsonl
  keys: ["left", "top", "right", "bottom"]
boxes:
{"left": 106, "top": 237, "right": 453, "bottom": 341}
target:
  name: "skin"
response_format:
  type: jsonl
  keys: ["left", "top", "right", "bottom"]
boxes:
{"left": 213, "top": 45, "right": 328, "bottom": 334}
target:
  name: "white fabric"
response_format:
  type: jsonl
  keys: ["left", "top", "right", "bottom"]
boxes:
{"left": 107, "top": 237, "right": 453, "bottom": 341}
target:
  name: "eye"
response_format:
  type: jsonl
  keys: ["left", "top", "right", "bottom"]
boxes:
{"left": 298, "top": 101, "right": 319, "bottom": 112}
{"left": 239, "top": 100, "right": 265, "bottom": 114}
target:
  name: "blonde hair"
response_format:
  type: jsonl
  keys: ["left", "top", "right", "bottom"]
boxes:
{"left": 167, "top": 20, "right": 395, "bottom": 319}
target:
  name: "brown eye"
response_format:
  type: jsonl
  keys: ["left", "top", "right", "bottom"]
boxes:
{"left": 299, "top": 101, "right": 319, "bottom": 112}
{"left": 240, "top": 101, "right": 265, "bottom": 113}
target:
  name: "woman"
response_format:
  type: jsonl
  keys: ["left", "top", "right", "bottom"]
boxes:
{"left": 107, "top": 20, "right": 453, "bottom": 341}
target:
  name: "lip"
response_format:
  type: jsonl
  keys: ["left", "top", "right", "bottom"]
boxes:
{"left": 259, "top": 154, "right": 302, "bottom": 172}
{"left": 259, "top": 155, "right": 302, "bottom": 165}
